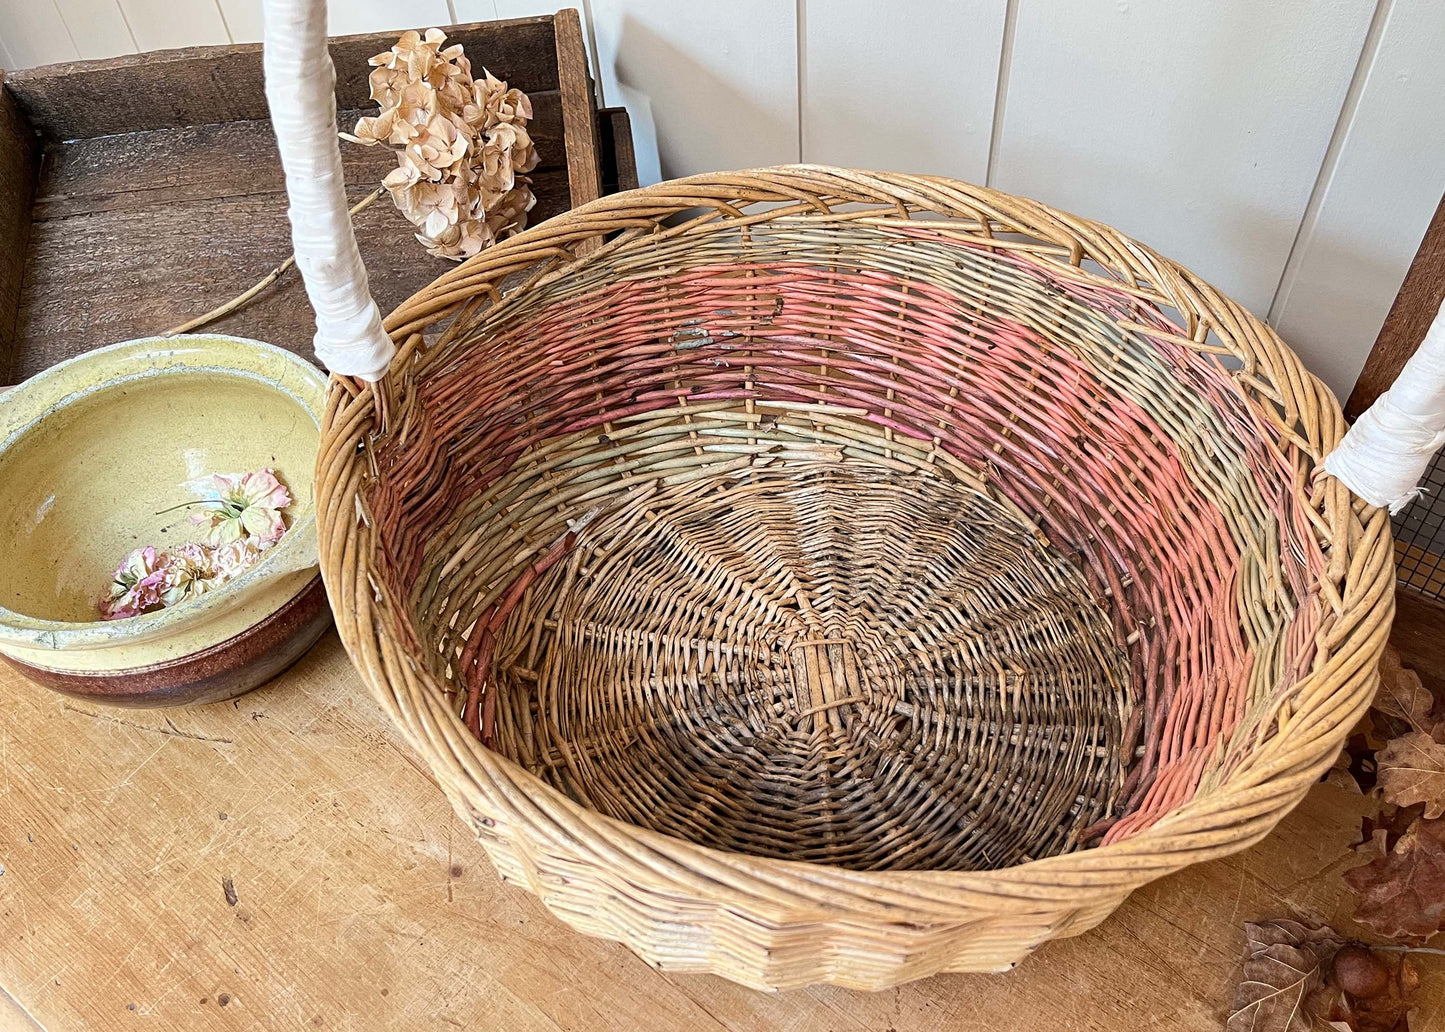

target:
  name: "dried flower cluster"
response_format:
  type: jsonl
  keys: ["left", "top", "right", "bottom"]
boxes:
{"left": 100, "top": 470, "right": 292, "bottom": 621}
{"left": 342, "top": 28, "right": 540, "bottom": 260}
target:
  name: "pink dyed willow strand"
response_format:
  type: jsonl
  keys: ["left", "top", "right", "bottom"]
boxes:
{"left": 363, "top": 242, "right": 1321, "bottom": 844}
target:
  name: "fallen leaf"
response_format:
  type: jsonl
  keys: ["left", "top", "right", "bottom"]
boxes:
{"left": 1328, "top": 750, "right": 1366, "bottom": 795}
{"left": 1376, "top": 648, "right": 1437, "bottom": 734}
{"left": 1228, "top": 921, "right": 1342, "bottom": 1032}
{"left": 1345, "top": 817, "right": 1445, "bottom": 943}
{"left": 1354, "top": 805, "right": 1428, "bottom": 863}
{"left": 1376, "top": 733, "right": 1445, "bottom": 820}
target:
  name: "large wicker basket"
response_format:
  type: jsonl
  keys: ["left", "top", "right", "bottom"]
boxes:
{"left": 263, "top": 0, "right": 1401, "bottom": 993}
{"left": 313, "top": 167, "right": 1395, "bottom": 989}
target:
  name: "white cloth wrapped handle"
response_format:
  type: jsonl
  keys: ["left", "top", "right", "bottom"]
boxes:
{"left": 1325, "top": 296, "right": 1445, "bottom": 513}
{"left": 263, "top": 0, "right": 394, "bottom": 381}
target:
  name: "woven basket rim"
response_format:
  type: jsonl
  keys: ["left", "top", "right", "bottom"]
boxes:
{"left": 320, "top": 165, "right": 1394, "bottom": 910}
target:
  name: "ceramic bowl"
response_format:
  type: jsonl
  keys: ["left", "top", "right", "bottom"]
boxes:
{"left": 0, "top": 334, "right": 331, "bottom": 707}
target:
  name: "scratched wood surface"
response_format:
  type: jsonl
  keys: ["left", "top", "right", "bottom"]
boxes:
{"left": 0, "top": 633, "right": 1439, "bottom": 1031}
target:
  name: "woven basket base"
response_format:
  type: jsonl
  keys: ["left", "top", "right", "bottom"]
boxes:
{"left": 489, "top": 451, "right": 1130, "bottom": 871}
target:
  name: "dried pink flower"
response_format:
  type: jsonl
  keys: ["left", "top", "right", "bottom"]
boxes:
{"left": 97, "top": 470, "right": 294, "bottom": 620}
{"left": 100, "top": 546, "right": 168, "bottom": 620}
{"left": 186, "top": 469, "right": 292, "bottom": 547}
{"left": 209, "top": 538, "right": 269, "bottom": 580}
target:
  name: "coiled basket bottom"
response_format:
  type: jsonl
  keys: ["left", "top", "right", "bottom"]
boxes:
{"left": 318, "top": 168, "right": 1393, "bottom": 989}
{"left": 493, "top": 459, "right": 1129, "bottom": 872}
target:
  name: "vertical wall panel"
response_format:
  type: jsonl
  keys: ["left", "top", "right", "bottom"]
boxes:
{"left": 1271, "top": 1, "right": 1445, "bottom": 399}
{"left": 220, "top": 0, "right": 453, "bottom": 45}
{"left": 589, "top": 0, "right": 797, "bottom": 182}
{"left": 217, "top": 0, "right": 260, "bottom": 42}
{"left": 992, "top": 0, "right": 1375, "bottom": 317}
{"left": 0, "top": 1, "right": 81, "bottom": 69}
{"left": 493, "top": 1, "right": 566, "bottom": 18}
{"left": 451, "top": 1, "right": 501, "bottom": 20}
{"left": 802, "top": 0, "right": 1006, "bottom": 182}
{"left": 324, "top": 0, "right": 451, "bottom": 37}
{"left": 117, "top": 0, "right": 228, "bottom": 51}
{"left": 55, "top": 0, "right": 138, "bottom": 59}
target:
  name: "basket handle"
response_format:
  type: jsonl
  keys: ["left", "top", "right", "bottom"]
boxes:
{"left": 262, "top": 0, "right": 394, "bottom": 381}
{"left": 1324, "top": 296, "right": 1445, "bottom": 513}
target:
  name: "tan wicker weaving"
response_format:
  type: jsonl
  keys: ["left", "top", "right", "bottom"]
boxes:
{"left": 301, "top": 165, "right": 1392, "bottom": 989}
{"left": 259, "top": 0, "right": 1394, "bottom": 992}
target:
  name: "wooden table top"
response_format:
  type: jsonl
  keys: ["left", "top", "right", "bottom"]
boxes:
{"left": 1, "top": 631, "right": 1440, "bottom": 1031}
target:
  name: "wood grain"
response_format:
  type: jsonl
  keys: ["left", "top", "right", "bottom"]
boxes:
{"left": 0, "top": 634, "right": 1438, "bottom": 1030}
{"left": 29, "top": 98, "right": 566, "bottom": 220}
{"left": 0, "top": 988, "right": 42, "bottom": 1032}
{"left": 1345, "top": 192, "right": 1445, "bottom": 419}
{"left": 0, "top": 73, "right": 38, "bottom": 385}
{"left": 3, "top": 17, "right": 559, "bottom": 140}
{"left": 13, "top": 161, "right": 573, "bottom": 379}
{"left": 552, "top": 7, "right": 601, "bottom": 213}
{"left": 3, "top": 10, "right": 635, "bottom": 381}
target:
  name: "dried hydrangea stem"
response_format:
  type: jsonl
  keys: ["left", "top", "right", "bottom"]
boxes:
{"left": 161, "top": 187, "right": 385, "bottom": 338}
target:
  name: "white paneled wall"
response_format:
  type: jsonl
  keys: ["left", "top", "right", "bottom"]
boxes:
{"left": 589, "top": 0, "right": 798, "bottom": 179}
{"left": 802, "top": 0, "right": 1006, "bottom": 182}
{"left": 1271, "top": 0, "right": 1445, "bottom": 397}
{"left": 2, "top": 0, "right": 1443, "bottom": 399}
{"left": 0, "top": 2, "right": 79, "bottom": 66}
{"left": 994, "top": 0, "right": 1375, "bottom": 316}
{"left": 57, "top": 0, "right": 136, "bottom": 60}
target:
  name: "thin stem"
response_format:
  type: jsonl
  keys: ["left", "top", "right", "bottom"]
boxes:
{"left": 153, "top": 499, "right": 212, "bottom": 516}
{"left": 160, "top": 186, "right": 387, "bottom": 337}
{"left": 1371, "top": 944, "right": 1445, "bottom": 956}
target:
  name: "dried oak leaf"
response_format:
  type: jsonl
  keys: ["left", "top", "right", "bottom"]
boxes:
{"left": 1344, "top": 816, "right": 1445, "bottom": 943}
{"left": 1228, "top": 921, "right": 1342, "bottom": 1032}
{"left": 1355, "top": 804, "right": 1429, "bottom": 863}
{"left": 1375, "top": 648, "right": 1440, "bottom": 739}
{"left": 1327, "top": 749, "right": 1366, "bottom": 795}
{"left": 1376, "top": 732, "right": 1445, "bottom": 819}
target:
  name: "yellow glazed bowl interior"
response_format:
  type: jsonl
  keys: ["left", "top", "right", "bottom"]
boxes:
{"left": 0, "top": 335, "right": 326, "bottom": 673}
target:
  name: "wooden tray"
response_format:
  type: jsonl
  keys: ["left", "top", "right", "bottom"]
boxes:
{"left": 0, "top": 10, "right": 636, "bottom": 383}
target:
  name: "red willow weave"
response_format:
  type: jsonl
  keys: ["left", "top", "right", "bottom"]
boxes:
{"left": 318, "top": 168, "right": 1390, "bottom": 988}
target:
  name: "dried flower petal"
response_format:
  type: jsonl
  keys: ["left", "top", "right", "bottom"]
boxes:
{"left": 100, "top": 546, "right": 168, "bottom": 620}
{"left": 342, "top": 28, "right": 539, "bottom": 261}
{"left": 186, "top": 469, "right": 292, "bottom": 548}
{"left": 97, "top": 470, "right": 291, "bottom": 620}
{"left": 158, "top": 546, "right": 213, "bottom": 607}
